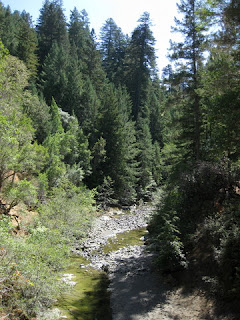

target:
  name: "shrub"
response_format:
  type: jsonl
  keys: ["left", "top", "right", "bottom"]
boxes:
{"left": 0, "top": 216, "right": 68, "bottom": 318}
{"left": 148, "top": 188, "right": 188, "bottom": 273}
{"left": 38, "top": 181, "right": 96, "bottom": 242}
{"left": 0, "top": 180, "right": 96, "bottom": 318}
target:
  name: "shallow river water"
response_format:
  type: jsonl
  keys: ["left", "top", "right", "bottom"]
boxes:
{"left": 57, "top": 206, "right": 150, "bottom": 320}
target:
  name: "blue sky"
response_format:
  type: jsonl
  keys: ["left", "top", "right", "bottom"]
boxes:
{"left": 2, "top": 0, "right": 180, "bottom": 73}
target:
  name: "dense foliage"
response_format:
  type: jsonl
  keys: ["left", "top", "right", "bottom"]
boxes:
{"left": 148, "top": 0, "right": 240, "bottom": 303}
{"left": 0, "top": 0, "right": 239, "bottom": 317}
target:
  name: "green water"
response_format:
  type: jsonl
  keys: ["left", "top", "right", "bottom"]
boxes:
{"left": 102, "top": 227, "right": 146, "bottom": 253}
{"left": 57, "top": 227, "right": 146, "bottom": 319}
{"left": 57, "top": 257, "right": 112, "bottom": 320}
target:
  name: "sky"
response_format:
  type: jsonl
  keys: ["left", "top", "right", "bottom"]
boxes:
{"left": 2, "top": 0, "right": 181, "bottom": 74}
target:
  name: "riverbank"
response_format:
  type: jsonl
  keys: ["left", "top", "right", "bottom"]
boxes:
{"left": 57, "top": 204, "right": 235, "bottom": 320}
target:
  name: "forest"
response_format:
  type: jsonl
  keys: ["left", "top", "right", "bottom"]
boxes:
{"left": 0, "top": 0, "right": 239, "bottom": 318}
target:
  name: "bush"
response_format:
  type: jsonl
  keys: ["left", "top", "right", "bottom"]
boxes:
{"left": 148, "top": 188, "right": 188, "bottom": 273}
{"left": 218, "top": 231, "right": 240, "bottom": 298}
{"left": 0, "top": 217, "right": 68, "bottom": 319}
{"left": 38, "top": 181, "right": 96, "bottom": 242}
{"left": 0, "top": 180, "right": 96, "bottom": 318}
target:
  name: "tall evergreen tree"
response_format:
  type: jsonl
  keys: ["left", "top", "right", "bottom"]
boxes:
{"left": 17, "top": 11, "right": 38, "bottom": 78}
{"left": 200, "top": 0, "right": 240, "bottom": 165}
{"left": 0, "top": 4, "right": 38, "bottom": 77}
{"left": 169, "top": 0, "right": 209, "bottom": 162}
{"left": 84, "top": 29, "right": 107, "bottom": 94}
{"left": 124, "top": 12, "right": 157, "bottom": 120}
{"left": 136, "top": 114, "right": 155, "bottom": 199}
{"left": 93, "top": 84, "right": 139, "bottom": 203}
{"left": 39, "top": 41, "right": 69, "bottom": 107}
{"left": 36, "top": 0, "right": 69, "bottom": 66}
{"left": 68, "top": 7, "right": 91, "bottom": 65}
{"left": 0, "top": 5, "right": 20, "bottom": 55}
{"left": 100, "top": 18, "right": 127, "bottom": 85}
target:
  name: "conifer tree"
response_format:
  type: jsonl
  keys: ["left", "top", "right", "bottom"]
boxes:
{"left": 63, "top": 48, "right": 84, "bottom": 116}
{"left": 200, "top": 0, "right": 240, "bottom": 164}
{"left": 39, "top": 41, "right": 69, "bottom": 107}
{"left": 36, "top": 0, "right": 69, "bottom": 66}
{"left": 17, "top": 12, "right": 38, "bottom": 78}
{"left": 84, "top": 29, "right": 107, "bottom": 94}
{"left": 0, "top": 4, "right": 38, "bottom": 77}
{"left": 68, "top": 7, "right": 91, "bottom": 66}
{"left": 94, "top": 84, "right": 139, "bottom": 203}
{"left": 169, "top": 0, "right": 209, "bottom": 161}
{"left": 0, "top": 5, "right": 20, "bottom": 55}
{"left": 124, "top": 12, "right": 157, "bottom": 120}
{"left": 100, "top": 18, "right": 127, "bottom": 85}
{"left": 136, "top": 114, "right": 155, "bottom": 199}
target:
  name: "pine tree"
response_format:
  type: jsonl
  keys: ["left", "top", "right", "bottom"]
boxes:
{"left": 0, "top": 5, "right": 38, "bottom": 78}
{"left": 0, "top": 5, "right": 20, "bottom": 56}
{"left": 100, "top": 18, "right": 127, "bottom": 85}
{"left": 148, "top": 81, "right": 164, "bottom": 146}
{"left": 36, "top": 0, "right": 69, "bottom": 66}
{"left": 124, "top": 12, "right": 157, "bottom": 120}
{"left": 136, "top": 114, "right": 155, "bottom": 199}
{"left": 94, "top": 84, "right": 139, "bottom": 203}
{"left": 68, "top": 7, "right": 91, "bottom": 66}
{"left": 80, "top": 76, "right": 101, "bottom": 140}
{"left": 199, "top": 0, "right": 240, "bottom": 165}
{"left": 39, "top": 41, "right": 69, "bottom": 107}
{"left": 17, "top": 12, "right": 38, "bottom": 78}
{"left": 169, "top": 0, "right": 209, "bottom": 161}
{"left": 63, "top": 48, "right": 84, "bottom": 116}
{"left": 84, "top": 29, "right": 106, "bottom": 94}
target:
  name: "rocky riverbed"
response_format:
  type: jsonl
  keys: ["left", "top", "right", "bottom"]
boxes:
{"left": 72, "top": 205, "right": 154, "bottom": 272}
{"left": 63, "top": 204, "right": 234, "bottom": 320}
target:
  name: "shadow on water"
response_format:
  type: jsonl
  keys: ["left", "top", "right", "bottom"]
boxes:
{"left": 57, "top": 257, "right": 112, "bottom": 320}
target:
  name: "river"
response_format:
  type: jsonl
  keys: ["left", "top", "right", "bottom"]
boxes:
{"left": 55, "top": 204, "right": 220, "bottom": 320}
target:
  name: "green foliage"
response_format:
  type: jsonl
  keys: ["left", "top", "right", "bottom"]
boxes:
{"left": 43, "top": 132, "right": 67, "bottom": 188}
{"left": 16, "top": 12, "right": 38, "bottom": 78}
{"left": 95, "top": 84, "right": 139, "bottom": 204}
{"left": 0, "top": 178, "right": 96, "bottom": 318}
{"left": 3, "top": 179, "right": 38, "bottom": 212}
{"left": 0, "top": 112, "right": 46, "bottom": 194}
{"left": 40, "top": 43, "right": 69, "bottom": 107}
{"left": 22, "top": 92, "right": 51, "bottom": 143}
{"left": 124, "top": 12, "right": 157, "bottom": 120}
{"left": 0, "top": 216, "right": 68, "bottom": 318}
{"left": 36, "top": 0, "right": 69, "bottom": 65}
{"left": 0, "top": 39, "right": 8, "bottom": 63}
{"left": 100, "top": 18, "right": 127, "bottom": 85}
{"left": 200, "top": 49, "right": 240, "bottom": 162}
{"left": 39, "top": 181, "right": 96, "bottom": 242}
{"left": 1, "top": 0, "right": 240, "bottom": 311}
{"left": 136, "top": 116, "right": 155, "bottom": 200}
{"left": 68, "top": 7, "right": 92, "bottom": 71}
{"left": 96, "top": 176, "right": 116, "bottom": 209}
{"left": 0, "top": 5, "right": 38, "bottom": 77}
{"left": 148, "top": 188, "right": 187, "bottom": 272}
{"left": 199, "top": 195, "right": 240, "bottom": 298}
{"left": 49, "top": 98, "right": 64, "bottom": 134}
{"left": 0, "top": 55, "right": 29, "bottom": 110}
